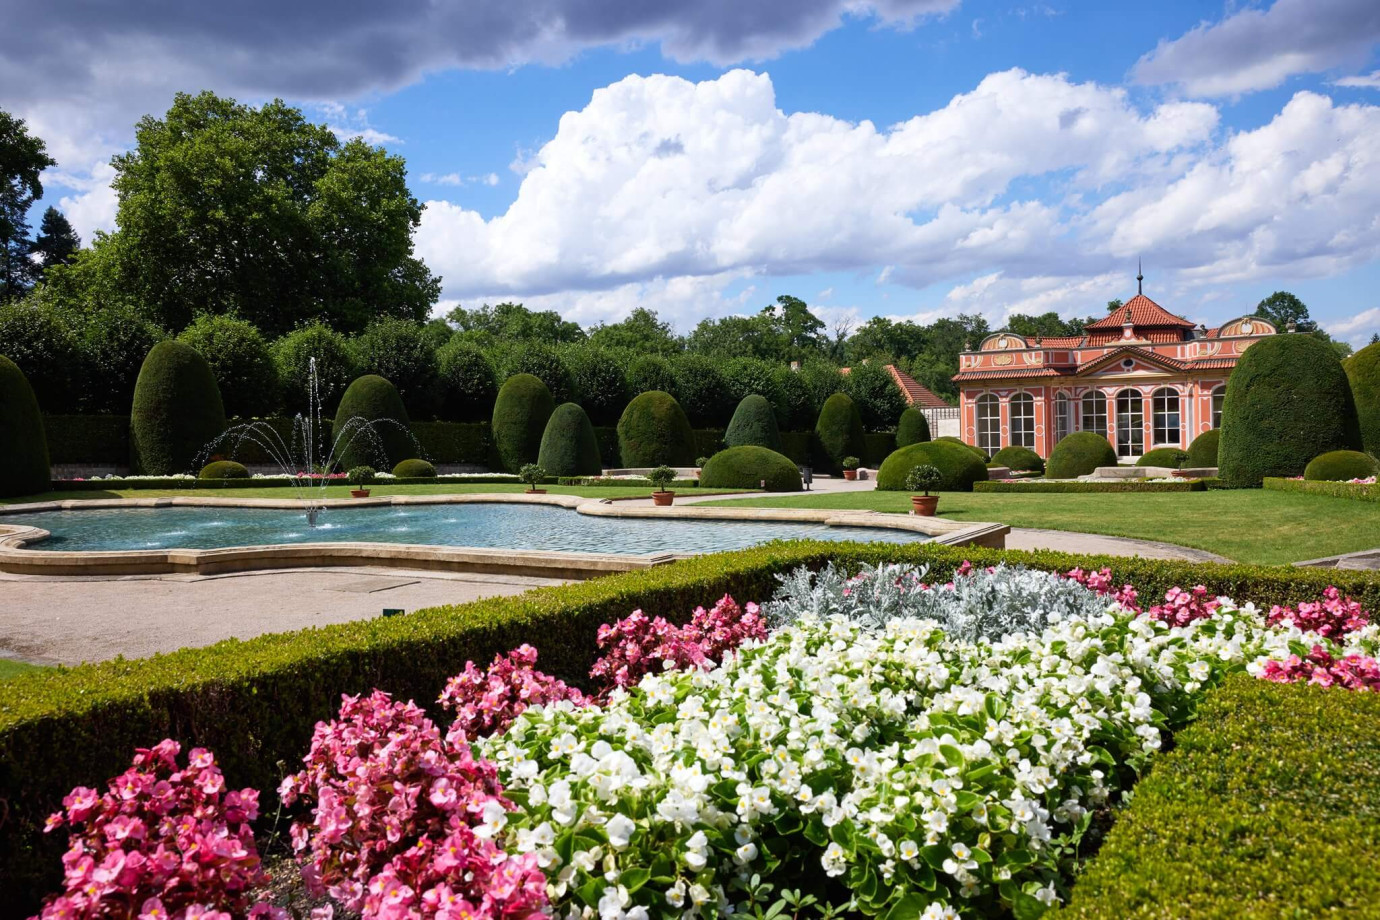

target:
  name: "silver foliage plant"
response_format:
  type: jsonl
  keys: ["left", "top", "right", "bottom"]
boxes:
{"left": 762, "top": 561, "right": 1118, "bottom": 642}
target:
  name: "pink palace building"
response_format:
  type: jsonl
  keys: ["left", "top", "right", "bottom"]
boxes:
{"left": 953, "top": 278, "right": 1278, "bottom": 460}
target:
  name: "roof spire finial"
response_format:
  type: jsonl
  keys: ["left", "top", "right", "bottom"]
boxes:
{"left": 1137, "top": 258, "right": 1143, "bottom": 296}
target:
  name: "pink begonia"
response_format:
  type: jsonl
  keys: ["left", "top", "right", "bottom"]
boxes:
{"left": 1063, "top": 567, "right": 1141, "bottom": 612}
{"left": 1266, "top": 587, "right": 1370, "bottom": 639}
{"left": 1146, "top": 585, "right": 1219, "bottom": 628}
{"left": 589, "top": 595, "right": 766, "bottom": 691}
{"left": 279, "top": 691, "right": 547, "bottom": 920}
{"left": 1258, "top": 644, "right": 1380, "bottom": 692}
{"left": 35, "top": 739, "right": 283, "bottom": 920}
{"left": 438, "top": 644, "right": 587, "bottom": 741}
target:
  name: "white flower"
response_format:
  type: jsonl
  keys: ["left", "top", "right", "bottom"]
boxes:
{"left": 821, "top": 842, "right": 847, "bottom": 877}
{"left": 606, "top": 814, "right": 635, "bottom": 849}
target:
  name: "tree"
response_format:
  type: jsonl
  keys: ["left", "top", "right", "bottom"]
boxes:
{"left": 1005, "top": 311, "right": 1094, "bottom": 339}
{"left": 846, "top": 317, "right": 929, "bottom": 365}
{"left": 587, "top": 307, "right": 681, "bottom": 354}
{"left": 906, "top": 314, "right": 989, "bottom": 401}
{"left": 768, "top": 295, "right": 826, "bottom": 360}
{"left": 45, "top": 92, "right": 438, "bottom": 334}
{"left": 1106, "top": 299, "right": 1123, "bottom": 313}
{"left": 0, "top": 109, "right": 55, "bottom": 302}
{"left": 1254, "top": 291, "right": 1313, "bottom": 332}
{"left": 30, "top": 207, "right": 80, "bottom": 279}
{"left": 685, "top": 313, "right": 780, "bottom": 359}
{"left": 447, "top": 302, "right": 585, "bottom": 346}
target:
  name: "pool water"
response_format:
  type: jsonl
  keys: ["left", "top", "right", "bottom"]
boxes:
{"left": 6, "top": 504, "right": 928, "bottom": 555}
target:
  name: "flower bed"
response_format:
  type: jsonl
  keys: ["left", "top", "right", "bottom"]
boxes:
{"left": 974, "top": 480, "right": 1204, "bottom": 494}
{"left": 1263, "top": 476, "right": 1380, "bottom": 503}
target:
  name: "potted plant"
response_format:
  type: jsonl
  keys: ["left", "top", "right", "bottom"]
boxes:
{"left": 841, "top": 456, "right": 861, "bottom": 481}
{"left": 519, "top": 463, "right": 548, "bottom": 494}
{"left": 694, "top": 456, "right": 710, "bottom": 481}
{"left": 648, "top": 465, "right": 677, "bottom": 506}
{"left": 346, "top": 465, "right": 376, "bottom": 498}
{"left": 1168, "top": 450, "right": 1193, "bottom": 478}
{"left": 906, "top": 464, "right": 943, "bottom": 516}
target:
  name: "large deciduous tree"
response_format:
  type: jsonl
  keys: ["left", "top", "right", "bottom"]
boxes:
{"left": 447, "top": 301, "right": 586, "bottom": 346}
{"left": 0, "top": 110, "right": 55, "bottom": 302}
{"left": 587, "top": 307, "right": 681, "bottom": 354}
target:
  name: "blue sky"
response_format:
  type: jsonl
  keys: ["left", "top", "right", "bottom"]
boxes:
{"left": 8, "top": 0, "right": 1380, "bottom": 342}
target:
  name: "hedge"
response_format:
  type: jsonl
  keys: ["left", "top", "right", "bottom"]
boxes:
{"left": 699, "top": 445, "right": 802, "bottom": 491}
{"left": 42, "top": 476, "right": 486, "bottom": 491}
{"left": 392, "top": 458, "right": 437, "bottom": 478}
{"left": 896, "top": 406, "right": 931, "bottom": 448}
{"left": 1058, "top": 674, "right": 1380, "bottom": 918}
{"left": 333, "top": 375, "right": 413, "bottom": 471}
{"left": 1136, "top": 446, "right": 1187, "bottom": 468}
{"left": 129, "top": 340, "right": 228, "bottom": 475}
{"left": 409, "top": 421, "right": 491, "bottom": 465}
{"left": 1303, "top": 449, "right": 1379, "bottom": 482}
{"left": 616, "top": 391, "right": 696, "bottom": 468}
{"left": 43, "top": 415, "right": 131, "bottom": 464}
{"left": 198, "top": 460, "right": 250, "bottom": 479}
{"left": 815, "top": 393, "right": 865, "bottom": 472}
{"left": 0, "top": 355, "right": 50, "bottom": 498}
{"left": 1344, "top": 341, "right": 1380, "bottom": 454}
{"left": 877, "top": 440, "right": 989, "bottom": 491}
{"left": 4, "top": 540, "right": 1380, "bottom": 910}
{"left": 538, "top": 403, "right": 603, "bottom": 477}
{"left": 933, "top": 436, "right": 987, "bottom": 461}
{"left": 492, "top": 373, "right": 555, "bottom": 473}
{"left": 975, "top": 479, "right": 1204, "bottom": 493}
{"left": 991, "top": 444, "right": 1045, "bottom": 474}
{"left": 724, "top": 394, "right": 784, "bottom": 452}
{"left": 1047, "top": 432, "right": 1117, "bottom": 479}
{"left": 1263, "top": 476, "right": 1380, "bottom": 502}
{"left": 1186, "top": 428, "right": 1219, "bottom": 468}
{"left": 862, "top": 432, "right": 895, "bottom": 467}
{"left": 177, "top": 314, "right": 279, "bottom": 418}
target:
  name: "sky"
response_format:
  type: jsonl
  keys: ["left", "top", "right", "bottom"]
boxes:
{"left": 5, "top": 0, "right": 1380, "bottom": 345}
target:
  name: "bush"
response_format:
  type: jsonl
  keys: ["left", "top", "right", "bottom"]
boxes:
{"left": 905, "top": 464, "right": 942, "bottom": 494}
{"left": 537, "top": 402, "right": 603, "bottom": 476}
{"left": 271, "top": 322, "right": 358, "bottom": 416}
{"left": 1263, "top": 476, "right": 1380, "bottom": 502}
{"left": 352, "top": 318, "right": 439, "bottom": 417}
{"left": 409, "top": 420, "right": 490, "bottom": 465}
{"left": 1137, "top": 446, "right": 1189, "bottom": 468}
{"left": 1046, "top": 431, "right": 1117, "bottom": 479}
{"left": 1303, "top": 449, "right": 1379, "bottom": 482}
{"left": 129, "top": 340, "right": 228, "bottom": 475}
{"left": 842, "top": 360, "right": 907, "bottom": 431}
{"left": 616, "top": 390, "right": 696, "bottom": 467}
{"left": 177, "top": 314, "right": 279, "bottom": 417}
{"left": 991, "top": 444, "right": 1045, "bottom": 473}
{"left": 814, "top": 392, "right": 865, "bottom": 472}
{"left": 721, "top": 358, "right": 780, "bottom": 414}
{"left": 895, "top": 407, "right": 931, "bottom": 447}
{"left": 797, "top": 359, "right": 844, "bottom": 415}
{"left": 626, "top": 354, "right": 679, "bottom": 399}
{"left": 494, "top": 341, "right": 576, "bottom": 404}
{"left": 699, "top": 445, "right": 802, "bottom": 491}
{"left": 723, "top": 394, "right": 783, "bottom": 452}
{"left": 198, "top": 459, "right": 249, "bottom": 479}
{"left": 671, "top": 354, "right": 733, "bottom": 427}
{"left": 862, "top": 432, "right": 895, "bottom": 467}
{"left": 876, "top": 440, "right": 989, "bottom": 491}
{"left": 563, "top": 345, "right": 629, "bottom": 427}
{"left": 0, "top": 300, "right": 82, "bottom": 412}
{"left": 771, "top": 365, "right": 815, "bottom": 431}
{"left": 42, "top": 415, "right": 129, "bottom": 464}
{"left": 392, "top": 458, "right": 436, "bottom": 478}
{"left": 975, "top": 479, "right": 1203, "bottom": 493}
{"left": 1344, "top": 342, "right": 1380, "bottom": 454}
{"left": 518, "top": 463, "right": 547, "bottom": 488}
{"left": 647, "top": 464, "right": 677, "bottom": 491}
{"left": 0, "top": 355, "right": 50, "bottom": 497}
{"left": 1219, "top": 334, "right": 1363, "bottom": 487}
{"left": 491, "top": 373, "right": 555, "bottom": 473}
{"left": 435, "top": 340, "right": 497, "bottom": 423}
{"left": 347, "top": 465, "right": 376, "bottom": 486}
{"left": 74, "top": 306, "right": 167, "bottom": 414}
{"left": 933, "top": 435, "right": 988, "bottom": 461}
{"left": 332, "top": 374, "right": 413, "bottom": 471}
{"left": 1187, "top": 428, "right": 1220, "bottom": 467}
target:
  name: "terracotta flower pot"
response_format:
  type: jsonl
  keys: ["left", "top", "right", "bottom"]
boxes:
{"left": 911, "top": 494, "right": 938, "bottom": 516}
{"left": 652, "top": 490, "right": 675, "bottom": 506}
{"left": 526, "top": 488, "right": 547, "bottom": 494}
{"left": 350, "top": 488, "right": 371, "bottom": 498}
{"left": 843, "top": 469, "right": 858, "bottom": 481}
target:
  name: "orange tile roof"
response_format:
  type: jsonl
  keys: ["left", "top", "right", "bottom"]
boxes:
{"left": 1085, "top": 294, "right": 1196, "bottom": 330}
{"left": 1036, "top": 336, "right": 1086, "bottom": 348}
{"left": 887, "top": 365, "right": 952, "bottom": 408}
{"left": 952, "top": 367, "right": 1066, "bottom": 381}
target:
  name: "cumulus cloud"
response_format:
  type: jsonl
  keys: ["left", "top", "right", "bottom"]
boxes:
{"left": 1326, "top": 307, "right": 1380, "bottom": 347}
{"left": 1133, "top": 0, "right": 1380, "bottom": 97}
{"left": 1335, "top": 70, "right": 1380, "bottom": 89}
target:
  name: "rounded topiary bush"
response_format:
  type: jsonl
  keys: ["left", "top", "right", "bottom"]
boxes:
{"left": 991, "top": 445, "right": 1045, "bottom": 474}
{"left": 724, "top": 394, "right": 784, "bottom": 453}
{"left": 617, "top": 391, "right": 696, "bottom": 468}
{"left": 1046, "top": 432, "right": 1117, "bottom": 479}
{"left": 178, "top": 314, "right": 278, "bottom": 417}
{"left": 129, "top": 340, "right": 228, "bottom": 475}
{"left": 393, "top": 458, "right": 437, "bottom": 478}
{"left": 934, "top": 436, "right": 988, "bottom": 461}
{"left": 1304, "top": 450, "right": 1379, "bottom": 482}
{"left": 815, "top": 393, "right": 866, "bottom": 473}
{"left": 1187, "top": 428, "right": 1220, "bottom": 468}
{"left": 492, "top": 373, "right": 556, "bottom": 473}
{"left": 896, "top": 407, "right": 931, "bottom": 448}
{"left": 333, "top": 374, "right": 413, "bottom": 472}
{"left": 877, "top": 441, "right": 989, "bottom": 492}
{"left": 1344, "top": 342, "right": 1380, "bottom": 454}
{"left": 1219, "top": 334, "right": 1363, "bottom": 487}
{"left": 699, "top": 446, "right": 803, "bottom": 492}
{"left": 626, "top": 355, "right": 679, "bottom": 400}
{"left": 0, "top": 355, "right": 50, "bottom": 498}
{"left": 436, "top": 340, "right": 497, "bottom": 423}
{"left": 271, "top": 322, "right": 358, "bottom": 416}
{"left": 1137, "top": 447, "right": 1188, "bottom": 469}
{"left": 537, "top": 402, "right": 603, "bottom": 477}
{"left": 198, "top": 460, "right": 249, "bottom": 479}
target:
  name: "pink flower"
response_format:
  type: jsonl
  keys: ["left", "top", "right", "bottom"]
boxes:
{"left": 1259, "top": 644, "right": 1380, "bottom": 692}
{"left": 1267, "top": 587, "right": 1370, "bottom": 639}
{"left": 1146, "top": 585, "right": 1218, "bottom": 627}
{"left": 589, "top": 595, "right": 765, "bottom": 692}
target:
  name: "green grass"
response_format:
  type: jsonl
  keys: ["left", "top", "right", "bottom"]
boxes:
{"left": 699, "top": 488, "right": 1380, "bottom": 565}
{"left": 1, "top": 483, "right": 745, "bottom": 504}
{"left": 0, "top": 659, "right": 47, "bottom": 680}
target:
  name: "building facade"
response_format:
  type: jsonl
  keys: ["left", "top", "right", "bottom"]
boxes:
{"left": 952, "top": 291, "right": 1277, "bottom": 460}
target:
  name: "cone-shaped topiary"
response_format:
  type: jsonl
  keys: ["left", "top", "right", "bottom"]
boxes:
{"left": 723, "top": 394, "right": 783, "bottom": 452}
{"left": 1219, "top": 335, "right": 1362, "bottom": 487}
{"left": 333, "top": 374, "right": 413, "bottom": 472}
{"left": 896, "top": 407, "right": 931, "bottom": 448}
{"left": 700, "top": 446, "right": 802, "bottom": 491}
{"left": 199, "top": 460, "right": 249, "bottom": 479}
{"left": 129, "top": 340, "right": 228, "bottom": 475}
{"left": 1137, "top": 447, "right": 1189, "bottom": 469}
{"left": 933, "top": 436, "right": 988, "bottom": 461}
{"left": 991, "top": 445, "right": 1045, "bottom": 474}
{"left": 0, "top": 355, "right": 50, "bottom": 498}
{"left": 538, "top": 402, "right": 603, "bottom": 477}
{"left": 1046, "top": 432, "right": 1117, "bottom": 479}
{"left": 491, "top": 373, "right": 556, "bottom": 473}
{"left": 1304, "top": 450, "right": 1379, "bottom": 482}
{"left": 814, "top": 393, "right": 865, "bottom": 473}
{"left": 877, "top": 441, "right": 989, "bottom": 492}
{"left": 1187, "top": 428, "right": 1220, "bottom": 468}
{"left": 1345, "top": 342, "right": 1380, "bottom": 454}
{"left": 392, "top": 458, "right": 437, "bottom": 478}
{"left": 617, "top": 390, "right": 696, "bottom": 468}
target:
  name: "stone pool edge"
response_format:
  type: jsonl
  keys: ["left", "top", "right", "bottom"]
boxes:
{"left": 0, "top": 494, "right": 1008, "bottom": 579}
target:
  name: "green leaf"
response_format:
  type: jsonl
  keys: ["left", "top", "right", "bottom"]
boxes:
{"left": 881, "top": 894, "right": 926, "bottom": 920}
{"left": 1011, "top": 890, "right": 1047, "bottom": 920}
{"left": 940, "top": 743, "right": 965, "bottom": 767}
{"left": 622, "top": 867, "right": 651, "bottom": 893}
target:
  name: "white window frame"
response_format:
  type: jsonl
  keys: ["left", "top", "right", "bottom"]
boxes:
{"left": 1081, "top": 391, "right": 1108, "bottom": 438}
{"left": 1151, "top": 387, "right": 1181, "bottom": 447}
{"left": 1116, "top": 389, "right": 1145, "bottom": 458}
{"left": 1009, "top": 392, "right": 1036, "bottom": 450}
{"left": 976, "top": 393, "right": 1001, "bottom": 457}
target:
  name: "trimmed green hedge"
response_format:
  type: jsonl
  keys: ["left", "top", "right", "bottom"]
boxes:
{"left": 333, "top": 375, "right": 413, "bottom": 471}
{"left": 0, "top": 355, "right": 50, "bottom": 498}
{"left": 1047, "top": 432, "right": 1117, "bottom": 479}
{"left": 198, "top": 460, "right": 249, "bottom": 479}
{"left": 616, "top": 391, "right": 696, "bottom": 468}
{"left": 492, "top": 373, "right": 555, "bottom": 473}
{"left": 409, "top": 421, "right": 491, "bottom": 465}
{"left": 877, "top": 440, "right": 989, "bottom": 491}
{"left": 538, "top": 403, "right": 603, "bottom": 477}
{"left": 1303, "top": 449, "right": 1379, "bottom": 482}
{"left": 815, "top": 393, "right": 865, "bottom": 473}
{"left": 1344, "top": 341, "right": 1380, "bottom": 454}
{"left": 975, "top": 479, "right": 1204, "bottom": 493}
{"left": 699, "top": 445, "right": 802, "bottom": 491}
{"left": 1136, "top": 446, "right": 1187, "bottom": 468}
{"left": 43, "top": 414, "right": 131, "bottom": 465}
{"left": 1186, "top": 428, "right": 1219, "bottom": 468}
{"left": 392, "top": 458, "right": 437, "bottom": 478}
{"left": 862, "top": 431, "right": 894, "bottom": 467}
{"left": 723, "top": 394, "right": 784, "bottom": 453}
{"left": 896, "top": 407, "right": 931, "bottom": 448}
{"left": 991, "top": 444, "right": 1045, "bottom": 474}
{"left": 1263, "top": 476, "right": 1380, "bottom": 502}
{"left": 129, "top": 340, "right": 228, "bottom": 475}
{"left": 1058, "top": 674, "right": 1380, "bottom": 918}
{"left": 933, "top": 436, "right": 987, "bottom": 461}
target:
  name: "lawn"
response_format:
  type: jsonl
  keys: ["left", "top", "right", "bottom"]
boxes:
{"left": 0, "top": 659, "right": 47, "bottom": 680}
{"left": 700, "top": 488, "right": 1380, "bottom": 566}
{"left": 1, "top": 483, "right": 745, "bottom": 504}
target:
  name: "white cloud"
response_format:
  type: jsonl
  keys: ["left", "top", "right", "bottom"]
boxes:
{"left": 56, "top": 163, "right": 120, "bottom": 240}
{"left": 1326, "top": 306, "right": 1380, "bottom": 346}
{"left": 1133, "top": 0, "right": 1380, "bottom": 97}
{"left": 422, "top": 172, "right": 466, "bottom": 186}
{"left": 1335, "top": 70, "right": 1380, "bottom": 89}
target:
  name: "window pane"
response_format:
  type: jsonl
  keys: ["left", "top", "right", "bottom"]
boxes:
{"left": 976, "top": 394, "right": 1000, "bottom": 457}
{"left": 1010, "top": 393, "right": 1035, "bottom": 449}
{"left": 1212, "top": 388, "right": 1225, "bottom": 429}
{"left": 1152, "top": 388, "right": 1180, "bottom": 446}
{"left": 1080, "top": 391, "right": 1107, "bottom": 437}
{"left": 1116, "top": 389, "right": 1144, "bottom": 458}
{"left": 1055, "top": 394, "right": 1072, "bottom": 442}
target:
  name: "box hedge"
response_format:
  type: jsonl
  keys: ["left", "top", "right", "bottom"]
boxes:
{"left": 1047, "top": 432, "right": 1117, "bottom": 479}
{"left": 975, "top": 479, "right": 1204, "bottom": 493}
{"left": 990, "top": 444, "right": 1045, "bottom": 474}
{"left": 616, "top": 390, "right": 697, "bottom": 468}
{"left": 0, "top": 355, "right": 51, "bottom": 498}
{"left": 699, "top": 445, "right": 802, "bottom": 491}
{"left": 42, "top": 414, "right": 131, "bottom": 464}
{"left": 538, "top": 402, "right": 603, "bottom": 477}
{"left": 129, "top": 340, "right": 228, "bottom": 475}
{"left": 1344, "top": 341, "right": 1380, "bottom": 454}
{"left": 491, "top": 373, "right": 555, "bottom": 473}
{"left": 333, "top": 374, "right": 414, "bottom": 471}
{"left": 933, "top": 435, "right": 988, "bottom": 461}
{"left": 1186, "top": 428, "right": 1219, "bottom": 468}
{"left": 814, "top": 393, "right": 865, "bottom": 473}
{"left": 1303, "top": 449, "right": 1379, "bottom": 482}
{"left": 876, "top": 440, "right": 990, "bottom": 491}
{"left": 409, "top": 420, "right": 491, "bottom": 465}
{"left": 723, "top": 394, "right": 784, "bottom": 453}
{"left": 1136, "top": 446, "right": 1188, "bottom": 468}
{"left": 895, "top": 407, "right": 931, "bottom": 448}
{"left": 1263, "top": 476, "right": 1380, "bottom": 502}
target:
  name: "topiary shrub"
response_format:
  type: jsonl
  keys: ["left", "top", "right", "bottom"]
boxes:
{"left": 1187, "top": 428, "right": 1220, "bottom": 468}
{"left": 352, "top": 318, "right": 439, "bottom": 418}
{"left": 1046, "top": 432, "right": 1117, "bottom": 479}
{"left": 626, "top": 355, "right": 679, "bottom": 399}
{"left": 198, "top": 460, "right": 249, "bottom": 479}
{"left": 332, "top": 374, "right": 413, "bottom": 472}
{"left": 494, "top": 342, "right": 576, "bottom": 405}
{"left": 699, "top": 446, "right": 802, "bottom": 492}
{"left": 724, "top": 394, "right": 784, "bottom": 453}
{"left": 671, "top": 355, "right": 733, "bottom": 428}
{"left": 177, "top": 314, "right": 278, "bottom": 417}
{"left": 934, "top": 436, "right": 988, "bottom": 461}
{"left": 1137, "top": 447, "right": 1189, "bottom": 469}
{"left": 74, "top": 306, "right": 167, "bottom": 414}
{"left": 814, "top": 393, "right": 866, "bottom": 473}
{"left": 843, "top": 361, "right": 907, "bottom": 431}
{"left": 0, "top": 300, "right": 81, "bottom": 413}
{"left": 896, "top": 407, "right": 931, "bottom": 448}
{"left": 1219, "top": 334, "right": 1363, "bottom": 487}
{"left": 392, "top": 458, "right": 436, "bottom": 478}
{"left": 1303, "top": 450, "right": 1379, "bottom": 482}
{"left": 129, "top": 340, "right": 228, "bottom": 475}
{"left": 991, "top": 445, "right": 1045, "bottom": 474}
{"left": 491, "top": 373, "right": 555, "bottom": 473}
{"left": 0, "top": 355, "right": 51, "bottom": 497}
{"left": 1344, "top": 342, "right": 1380, "bottom": 454}
{"left": 563, "top": 346, "right": 629, "bottom": 427}
{"left": 877, "top": 441, "right": 989, "bottom": 492}
{"left": 436, "top": 340, "right": 497, "bottom": 423}
{"left": 346, "top": 465, "right": 376, "bottom": 486}
{"left": 537, "top": 402, "right": 603, "bottom": 477}
{"left": 616, "top": 390, "right": 696, "bottom": 468}
{"left": 271, "top": 322, "right": 358, "bottom": 416}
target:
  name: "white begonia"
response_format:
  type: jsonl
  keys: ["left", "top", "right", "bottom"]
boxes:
{"left": 606, "top": 814, "right": 636, "bottom": 849}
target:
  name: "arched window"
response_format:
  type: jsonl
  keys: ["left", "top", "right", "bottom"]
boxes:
{"left": 1009, "top": 393, "right": 1035, "bottom": 449}
{"left": 976, "top": 393, "right": 1000, "bottom": 457}
{"left": 1152, "top": 388, "right": 1181, "bottom": 446}
{"left": 1211, "top": 386, "right": 1226, "bottom": 429}
{"left": 1055, "top": 393, "right": 1072, "bottom": 442}
{"left": 1116, "top": 389, "right": 1145, "bottom": 458}
{"left": 1081, "top": 391, "right": 1108, "bottom": 437}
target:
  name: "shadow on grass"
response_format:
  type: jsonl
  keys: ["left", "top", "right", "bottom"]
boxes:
{"left": 2, "top": 490, "right": 126, "bottom": 505}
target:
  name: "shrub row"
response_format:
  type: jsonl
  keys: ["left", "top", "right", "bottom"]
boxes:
{"left": 41, "top": 415, "right": 131, "bottom": 464}
{"left": 974, "top": 479, "right": 1205, "bottom": 493}
{"left": 43, "top": 476, "right": 498, "bottom": 492}
{"left": 1262, "top": 476, "right": 1380, "bottom": 503}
